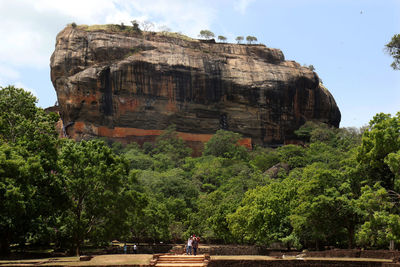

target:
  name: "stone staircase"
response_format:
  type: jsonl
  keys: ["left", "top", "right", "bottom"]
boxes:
{"left": 152, "top": 254, "right": 209, "bottom": 267}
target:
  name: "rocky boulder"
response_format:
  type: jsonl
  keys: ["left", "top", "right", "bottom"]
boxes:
{"left": 50, "top": 24, "right": 341, "bottom": 149}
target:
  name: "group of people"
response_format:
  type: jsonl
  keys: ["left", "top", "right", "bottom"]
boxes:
{"left": 186, "top": 235, "right": 200, "bottom": 256}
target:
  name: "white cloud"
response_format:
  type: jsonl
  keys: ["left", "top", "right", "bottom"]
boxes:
{"left": 14, "top": 82, "right": 38, "bottom": 97}
{"left": 0, "top": 65, "right": 20, "bottom": 83}
{"left": 234, "top": 0, "right": 256, "bottom": 14}
{"left": 0, "top": 0, "right": 217, "bottom": 71}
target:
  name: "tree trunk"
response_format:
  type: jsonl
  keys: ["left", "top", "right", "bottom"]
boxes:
{"left": 0, "top": 235, "right": 10, "bottom": 256}
{"left": 76, "top": 244, "right": 80, "bottom": 257}
{"left": 347, "top": 223, "right": 355, "bottom": 249}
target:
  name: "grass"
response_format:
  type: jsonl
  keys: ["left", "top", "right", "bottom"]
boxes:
{"left": 70, "top": 23, "right": 197, "bottom": 43}
{"left": 0, "top": 254, "right": 393, "bottom": 266}
{"left": 0, "top": 254, "right": 153, "bottom": 266}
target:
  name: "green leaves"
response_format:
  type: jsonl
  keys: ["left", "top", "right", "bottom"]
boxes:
{"left": 204, "top": 130, "right": 248, "bottom": 160}
{"left": 57, "top": 139, "right": 144, "bottom": 255}
{"left": 385, "top": 34, "right": 400, "bottom": 70}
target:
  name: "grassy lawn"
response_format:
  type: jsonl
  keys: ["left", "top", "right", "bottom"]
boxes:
{"left": 0, "top": 254, "right": 153, "bottom": 266}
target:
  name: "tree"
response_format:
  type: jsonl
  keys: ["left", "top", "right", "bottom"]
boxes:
{"left": 152, "top": 125, "right": 192, "bottom": 168}
{"left": 356, "top": 183, "right": 400, "bottom": 248}
{"left": 246, "top": 36, "right": 257, "bottom": 44}
{"left": 235, "top": 36, "right": 244, "bottom": 44}
{"left": 203, "top": 130, "right": 248, "bottom": 160}
{"left": 228, "top": 177, "right": 299, "bottom": 246}
{"left": 357, "top": 112, "right": 400, "bottom": 190}
{"left": 385, "top": 34, "right": 400, "bottom": 70}
{"left": 58, "top": 139, "right": 143, "bottom": 255}
{"left": 140, "top": 20, "right": 154, "bottom": 31}
{"left": 130, "top": 20, "right": 141, "bottom": 33}
{"left": 218, "top": 35, "right": 227, "bottom": 43}
{"left": 0, "top": 86, "right": 62, "bottom": 255}
{"left": 199, "top": 30, "right": 215, "bottom": 40}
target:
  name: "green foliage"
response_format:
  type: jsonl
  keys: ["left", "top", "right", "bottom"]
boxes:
{"left": 385, "top": 34, "right": 400, "bottom": 70}
{"left": 217, "top": 35, "right": 227, "bottom": 43}
{"left": 203, "top": 130, "right": 248, "bottom": 160}
{"left": 277, "top": 144, "right": 307, "bottom": 169}
{"left": 246, "top": 36, "right": 257, "bottom": 44}
{"left": 199, "top": 30, "right": 215, "bottom": 40}
{"left": 356, "top": 184, "right": 400, "bottom": 248}
{"left": 357, "top": 112, "right": 400, "bottom": 190}
{"left": 3, "top": 85, "right": 400, "bottom": 252}
{"left": 228, "top": 177, "right": 298, "bottom": 245}
{"left": 57, "top": 139, "right": 144, "bottom": 255}
{"left": 131, "top": 20, "right": 142, "bottom": 33}
{"left": 0, "top": 86, "right": 61, "bottom": 255}
{"left": 235, "top": 36, "right": 244, "bottom": 44}
{"left": 153, "top": 125, "right": 192, "bottom": 166}
{"left": 249, "top": 148, "right": 280, "bottom": 172}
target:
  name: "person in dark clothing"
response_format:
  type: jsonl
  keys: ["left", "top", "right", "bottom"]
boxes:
{"left": 192, "top": 236, "right": 199, "bottom": 256}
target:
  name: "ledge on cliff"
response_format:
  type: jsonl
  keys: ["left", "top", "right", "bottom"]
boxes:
{"left": 50, "top": 24, "right": 341, "bottom": 150}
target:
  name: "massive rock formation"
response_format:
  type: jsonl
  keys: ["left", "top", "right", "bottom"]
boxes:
{"left": 50, "top": 24, "right": 341, "bottom": 149}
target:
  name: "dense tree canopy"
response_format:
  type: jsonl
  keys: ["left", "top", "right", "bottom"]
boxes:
{"left": 3, "top": 85, "right": 400, "bottom": 254}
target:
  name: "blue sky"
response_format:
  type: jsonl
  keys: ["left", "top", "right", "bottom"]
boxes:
{"left": 0, "top": 0, "right": 399, "bottom": 127}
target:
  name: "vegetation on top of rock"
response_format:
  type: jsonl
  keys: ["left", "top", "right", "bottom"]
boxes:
{"left": 218, "top": 35, "right": 227, "bottom": 43}
{"left": 199, "top": 30, "right": 215, "bottom": 40}
{"left": 246, "top": 35, "right": 257, "bottom": 44}
{"left": 385, "top": 33, "right": 400, "bottom": 70}
{"left": 236, "top": 36, "right": 244, "bottom": 44}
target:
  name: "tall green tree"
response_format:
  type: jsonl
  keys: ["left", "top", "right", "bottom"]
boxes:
{"left": 58, "top": 139, "right": 144, "bottom": 255}
{"left": 385, "top": 34, "right": 400, "bottom": 70}
{"left": 228, "top": 177, "right": 299, "bottom": 246}
{"left": 0, "top": 86, "right": 62, "bottom": 255}
{"left": 356, "top": 183, "right": 400, "bottom": 248}
{"left": 357, "top": 112, "right": 400, "bottom": 190}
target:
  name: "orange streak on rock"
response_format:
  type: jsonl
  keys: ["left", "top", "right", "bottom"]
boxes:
{"left": 73, "top": 121, "right": 86, "bottom": 132}
{"left": 177, "top": 132, "right": 213, "bottom": 142}
{"left": 68, "top": 122, "right": 252, "bottom": 153}
{"left": 238, "top": 138, "right": 252, "bottom": 149}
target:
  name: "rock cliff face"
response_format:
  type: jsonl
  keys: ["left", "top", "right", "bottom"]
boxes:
{"left": 50, "top": 25, "right": 341, "bottom": 149}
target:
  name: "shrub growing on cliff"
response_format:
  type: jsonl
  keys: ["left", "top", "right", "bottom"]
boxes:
{"left": 130, "top": 20, "right": 142, "bottom": 33}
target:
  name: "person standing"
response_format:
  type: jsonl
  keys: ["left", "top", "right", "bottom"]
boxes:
{"left": 186, "top": 236, "right": 193, "bottom": 255}
{"left": 133, "top": 244, "right": 137, "bottom": 254}
{"left": 192, "top": 236, "right": 199, "bottom": 256}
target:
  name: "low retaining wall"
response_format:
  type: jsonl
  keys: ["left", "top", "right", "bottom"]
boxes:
{"left": 208, "top": 259, "right": 394, "bottom": 267}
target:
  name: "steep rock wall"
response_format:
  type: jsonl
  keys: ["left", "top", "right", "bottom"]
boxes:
{"left": 50, "top": 25, "right": 341, "bottom": 148}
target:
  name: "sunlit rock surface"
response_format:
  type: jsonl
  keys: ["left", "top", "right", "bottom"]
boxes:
{"left": 50, "top": 25, "right": 341, "bottom": 149}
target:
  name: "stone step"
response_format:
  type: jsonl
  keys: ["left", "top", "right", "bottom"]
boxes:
{"left": 155, "top": 264, "right": 206, "bottom": 267}
{"left": 155, "top": 255, "right": 208, "bottom": 267}
{"left": 158, "top": 258, "right": 204, "bottom": 260}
